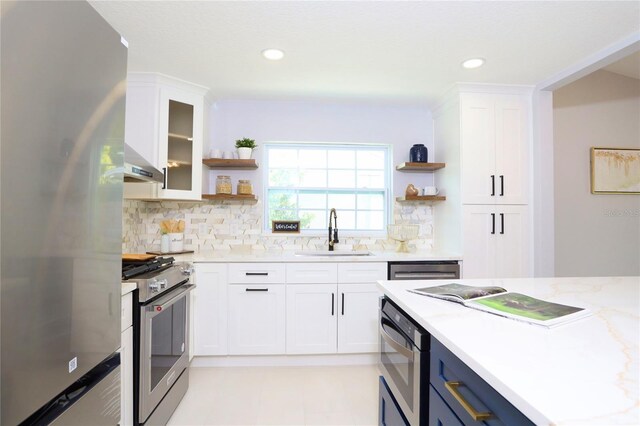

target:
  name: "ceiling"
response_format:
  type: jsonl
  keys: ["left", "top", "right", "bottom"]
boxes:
{"left": 90, "top": 1, "right": 640, "bottom": 106}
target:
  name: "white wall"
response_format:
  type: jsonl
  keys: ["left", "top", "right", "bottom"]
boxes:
{"left": 205, "top": 99, "right": 433, "bottom": 199}
{"left": 553, "top": 70, "right": 640, "bottom": 276}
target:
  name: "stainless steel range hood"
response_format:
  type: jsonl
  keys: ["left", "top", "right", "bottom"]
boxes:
{"left": 124, "top": 144, "right": 164, "bottom": 184}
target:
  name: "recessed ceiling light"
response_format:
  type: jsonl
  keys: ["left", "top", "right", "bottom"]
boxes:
{"left": 262, "top": 48, "right": 284, "bottom": 61}
{"left": 462, "top": 58, "right": 485, "bottom": 69}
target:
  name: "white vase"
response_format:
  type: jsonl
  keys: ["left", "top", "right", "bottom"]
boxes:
{"left": 237, "top": 147, "right": 252, "bottom": 159}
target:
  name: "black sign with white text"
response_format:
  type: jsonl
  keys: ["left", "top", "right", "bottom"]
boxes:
{"left": 272, "top": 220, "right": 301, "bottom": 233}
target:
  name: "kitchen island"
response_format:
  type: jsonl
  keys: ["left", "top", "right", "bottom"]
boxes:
{"left": 378, "top": 276, "right": 639, "bottom": 425}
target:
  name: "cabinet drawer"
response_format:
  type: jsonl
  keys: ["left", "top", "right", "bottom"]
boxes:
{"left": 430, "top": 337, "right": 534, "bottom": 425}
{"left": 379, "top": 376, "right": 409, "bottom": 426}
{"left": 121, "top": 292, "right": 132, "bottom": 332}
{"left": 228, "top": 263, "right": 285, "bottom": 284}
{"left": 337, "top": 262, "right": 386, "bottom": 283}
{"left": 429, "top": 385, "right": 463, "bottom": 425}
{"left": 287, "top": 263, "right": 337, "bottom": 284}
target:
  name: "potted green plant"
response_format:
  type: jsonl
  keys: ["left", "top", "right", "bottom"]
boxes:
{"left": 235, "top": 138, "right": 257, "bottom": 159}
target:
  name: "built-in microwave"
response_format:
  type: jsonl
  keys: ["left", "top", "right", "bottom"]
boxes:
{"left": 379, "top": 297, "right": 430, "bottom": 425}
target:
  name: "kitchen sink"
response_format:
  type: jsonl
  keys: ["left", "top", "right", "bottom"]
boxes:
{"left": 294, "top": 250, "right": 374, "bottom": 257}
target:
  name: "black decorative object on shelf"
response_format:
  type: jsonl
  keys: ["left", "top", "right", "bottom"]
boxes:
{"left": 409, "top": 144, "right": 428, "bottom": 163}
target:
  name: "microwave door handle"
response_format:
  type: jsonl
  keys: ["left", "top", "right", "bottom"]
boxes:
{"left": 394, "top": 272, "right": 458, "bottom": 279}
{"left": 380, "top": 322, "right": 414, "bottom": 361}
{"left": 150, "top": 284, "right": 196, "bottom": 314}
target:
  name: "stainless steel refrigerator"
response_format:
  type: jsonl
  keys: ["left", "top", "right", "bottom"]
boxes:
{"left": 1, "top": 1, "right": 127, "bottom": 424}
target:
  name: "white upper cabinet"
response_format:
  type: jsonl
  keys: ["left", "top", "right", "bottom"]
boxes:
{"left": 460, "top": 92, "right": 529, "bottom": 205}
{"left": 124, "top": 73, "right": 208, "bottom": 200}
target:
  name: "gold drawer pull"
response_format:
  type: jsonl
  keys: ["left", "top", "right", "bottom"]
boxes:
{"left": 444, "top": 381, "right": 493, "bottom": 421}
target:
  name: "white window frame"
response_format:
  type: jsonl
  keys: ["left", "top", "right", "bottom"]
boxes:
{"left": 263, "top": 142, "right": 392, "bottom": 236}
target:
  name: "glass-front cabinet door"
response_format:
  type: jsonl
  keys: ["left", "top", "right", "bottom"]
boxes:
{"left": 157, "top": 88, "right": 203, "bottom": 200}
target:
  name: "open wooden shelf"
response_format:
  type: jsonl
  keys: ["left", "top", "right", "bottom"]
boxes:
{"left": 202, "top": 193, "right": 258, "bottom": 202}
{"left": 202, "top": 158, "right": 259, "bottom": 169}
{"left": 396, "top": 195, "right": 446, "bottom": 202}
{"left": 395, "top": 162, "right": 446, "bottom": 172}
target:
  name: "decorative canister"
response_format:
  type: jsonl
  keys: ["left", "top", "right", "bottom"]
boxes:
{"left": 161, "top": 234, "right": 170, "bottom": 253}
{"left": 215, "top": 175, "right": 232, "bottom": 194}
{"left": 237, "top": 179, "right": 253, "bottom": 195}
{"left": 409, "top": 144, "right": 428, "bottom": 163}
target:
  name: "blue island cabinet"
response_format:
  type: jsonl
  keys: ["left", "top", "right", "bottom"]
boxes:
{"left": 379, "top": 376, "right": 409, "bottom": 426}
{"left": 429, "top": 338, "right": 535, "bottom": 425}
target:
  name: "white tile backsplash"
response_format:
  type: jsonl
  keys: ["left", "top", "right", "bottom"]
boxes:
{"left": 122, "top": 199, "right": 434, "bottom": 253}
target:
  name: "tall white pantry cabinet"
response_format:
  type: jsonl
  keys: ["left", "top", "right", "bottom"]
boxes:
{"left": 434, "top": 85, "right": 532, "bottom": 279}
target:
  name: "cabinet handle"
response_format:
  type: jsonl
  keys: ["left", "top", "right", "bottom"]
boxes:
{"left": 162, "top": 167, "right": 167, "bottom": 190}
{"left": 245, "top": 272, "right": 268, "bottom": 276}
{"left": 499, "top": 175, "right": 504, "bottom": 196}
{"left": 331, "top": 293, "right": 335, "bottom": 316}
{"left": 491, "top": 213, "right": 495, "bottom": 235}
{"left": 444, "top": 381, "right": 493, "bottom": 421}
{"left": 490, "top": 175, "right": 495, "bottom": 196}
{"left": 245, "top": 288, "right": 268, "bottom": 292}
{"left": 500, "top": 213, "right": 504, "bottom": 234}
{"left": 341, "top": 293, "right": 345, "bottom": 315}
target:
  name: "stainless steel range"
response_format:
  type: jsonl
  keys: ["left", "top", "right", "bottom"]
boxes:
{"left": 123, "top": 257, "right": 195, "bottom": 426}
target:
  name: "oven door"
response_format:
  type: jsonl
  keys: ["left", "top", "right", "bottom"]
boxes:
{"left": 379, "top": 314, "right": 421, "bottom": 425}
{"left": 139, "top": 283, "right": 194, "bottom": 423}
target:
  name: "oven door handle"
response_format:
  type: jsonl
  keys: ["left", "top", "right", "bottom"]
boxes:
{"left": 149, "top": 284, "right": 196, "bottom": 313}
{"left": 380, "top": 318, "right": 414, "bottom": 361}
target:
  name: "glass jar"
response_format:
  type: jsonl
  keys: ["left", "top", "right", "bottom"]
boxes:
{"left": 215, "top": 175, "right": 232, "bottom": 194}
{"left": 237, "top": 179, "right": 253, "bottom": 195}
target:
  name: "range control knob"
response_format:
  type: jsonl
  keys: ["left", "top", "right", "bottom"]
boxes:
{"left": 148, "top": 279, "right": 160, "bottom": 293}
{"left": 158, "top": 279, "right": 168, "bottom": 290}
{"left": 180, "top": 264, "right": 195, "bottom": 276}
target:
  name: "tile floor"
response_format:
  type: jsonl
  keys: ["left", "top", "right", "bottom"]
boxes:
{"left": 167, "top": 364, "right": 381, "bottom": 426}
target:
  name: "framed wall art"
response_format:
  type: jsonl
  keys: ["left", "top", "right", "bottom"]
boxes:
{"left": 590, "top": 147, "right": 640, "bottom": 194}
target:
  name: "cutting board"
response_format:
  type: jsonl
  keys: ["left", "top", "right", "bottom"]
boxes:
{"left": 122, "top": 253, "right": 156, "bottom": 262}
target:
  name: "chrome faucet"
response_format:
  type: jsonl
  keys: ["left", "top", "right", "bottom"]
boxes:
{"left": 328, "top": 208, "right": 339, "bottom": 251}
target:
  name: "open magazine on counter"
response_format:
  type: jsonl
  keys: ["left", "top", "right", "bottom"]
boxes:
{"left": 407, "top": 283, "right": 591, "bottom": 328}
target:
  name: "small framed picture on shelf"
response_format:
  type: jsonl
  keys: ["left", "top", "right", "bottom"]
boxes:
{"left": 590, "top": 147, "right": 640, "bottom": 194}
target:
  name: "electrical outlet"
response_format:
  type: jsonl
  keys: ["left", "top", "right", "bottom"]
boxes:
{"left": 68, "top": 357, "right": 77, "bottom": 373}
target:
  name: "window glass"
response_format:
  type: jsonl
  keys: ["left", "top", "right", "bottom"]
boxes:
{"left": 266, "top": 144, "right": 389, "bottom": 231}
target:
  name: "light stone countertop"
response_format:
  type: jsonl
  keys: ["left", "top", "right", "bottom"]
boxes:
{"left": 170, "top": 250, "right": 462, "bottom": 263}
{"left": 121, "top": 282, "right": 136, "bottom": 295}
{"left": 378, "top": 276, "right": 640, "bottom": 425}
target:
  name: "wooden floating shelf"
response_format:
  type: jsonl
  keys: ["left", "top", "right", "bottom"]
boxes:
{"left": 202, "top": 158, "right": 259, "bottom": 169}
{"left": 202, "top": 193, "right": 258, "bottom": 202}
{"left": 396, "top": 195, "right": 446, "bottom": 202}
{"left": 395, "top": 162, "right": 446, "bottom": 172}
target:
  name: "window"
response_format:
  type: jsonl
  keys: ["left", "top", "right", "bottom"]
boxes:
{"left": 265, "top": 143, "right": 390, "bottom": 232}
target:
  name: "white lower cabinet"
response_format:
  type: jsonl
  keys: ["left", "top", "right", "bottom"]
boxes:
{"left": 286, "top": 284, "right": 338, "bottom": 354}
{"left": 193, "top": 263, "right": 228, "bottom": 355}
{"left": 120, "top": 292, "right": 133, "bottom": 426}
{"left": 286, "top": 262, "right": 385, "bottom": 355}
{"left": 228, "top": 284, "right": 286, "bottom": 355}
{"left": 463, "top": 204, "right": 529, "bottom": 278}
{"left": 337, "top": 283, "right": 380, "bottom": 353}
{"left": 192, "top": 261, "right": 384, "bottom": 358}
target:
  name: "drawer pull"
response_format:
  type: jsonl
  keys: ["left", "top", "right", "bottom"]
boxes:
{"left": 444, "top": 381, "right": 493, "bottom": 421}
{"left": 245, "top": 272, "right": 269, "bottom": 276}
{"left": 246, "top": 288, "right": 269, "bottom": 292}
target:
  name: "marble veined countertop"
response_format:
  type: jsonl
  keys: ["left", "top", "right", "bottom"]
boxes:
{"left": 378, "top": 276, "right": 640, "bottom": 425}
{"left": 172, "top": 249, "right": 461, "bottom": 263}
